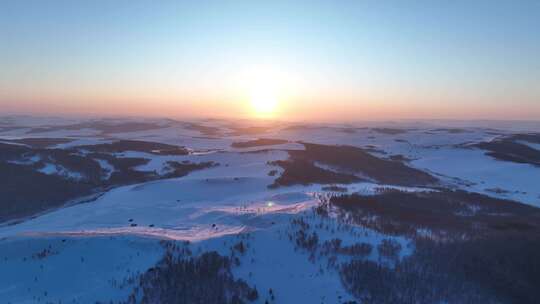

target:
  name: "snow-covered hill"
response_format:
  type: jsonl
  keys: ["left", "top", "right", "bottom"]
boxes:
{"left": 1, "top": 116, "right": 540, "bottom": 303}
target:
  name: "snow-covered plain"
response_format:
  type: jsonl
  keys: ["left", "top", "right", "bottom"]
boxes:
{"left": 1, "top": 116, "right": 539, "bottom": 303}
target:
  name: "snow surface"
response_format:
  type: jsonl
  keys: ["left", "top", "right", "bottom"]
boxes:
{"left": 412, "top": 147, "right": 540, "bottom": 206}
{"left": 1, "top": 116, "right": 540, "bottom": 303}
{"left": 37, "top": 163, "right": 84, "bottom": 180}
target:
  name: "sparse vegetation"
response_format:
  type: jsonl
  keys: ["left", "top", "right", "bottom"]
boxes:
{"left": 0, "top": 137, "right": 73, "bottom": 148}
{"left": 475, "top": 139, "right": 540, "bottom": 166}
{"left": 340, "top": 237, "right": 540, "bottom": 304}
{"left": 28, "top": 121, "right": 167, "bottom": 135}
{"left": 268, "top": 159, "right": 360, "bottom": 188}
{"left": 270, "top": 143, "right": 437, "bottom": 187}
{"left": 163, "top": 161, "right": 218, "bottom": 178}
{"left": 76, "top": 140, "right": 190, "bottom": 155}
{"left": 231, "top": 138, "right": 288, "bottom": 148}
{"left": 124, "top": 242, "right": 258, "bottom": 304}
{"left": 371, "top": 128, "right": 408, "bottom": 135}
{"left": 324, "top": 189, "right": 540, "bottom": 304}
{"left": 328, "top": 189, "right": 540, "bottom": 238}
{"left": 322, "top": 185, "right": 348, "bottom": 192}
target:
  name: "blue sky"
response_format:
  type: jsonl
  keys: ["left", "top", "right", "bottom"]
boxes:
{"left": 1, "top": 0, "right": 539, "bottom": 120}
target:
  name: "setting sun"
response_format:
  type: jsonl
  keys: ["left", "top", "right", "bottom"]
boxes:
{"left": 251, "top": 94, "right": 278, "bottom": 117}
{"left": 232, "top": 64, "right": 289, "bottom": 119}
{"left": 250, "top": 90, "right": 278, "bottom": 118}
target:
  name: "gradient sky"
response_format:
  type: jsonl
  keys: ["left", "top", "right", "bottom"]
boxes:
{"left": 1, "top": 0, "right": 539, "bottom": 121}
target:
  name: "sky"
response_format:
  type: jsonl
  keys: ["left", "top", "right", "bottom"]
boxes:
{"left": 1, "top": 0, "right": 539, "bottom": 121}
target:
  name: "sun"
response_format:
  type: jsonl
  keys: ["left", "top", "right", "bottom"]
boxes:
{"left": 250, "top": 90, "right": 279, "bottom": 118}
{"left": 234, "top": 64, "right": 288, "bottom": 118}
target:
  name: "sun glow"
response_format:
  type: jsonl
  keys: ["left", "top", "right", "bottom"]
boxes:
{"left": 231, "top": 64, "right": 292, "bottom": 119}
{"left": 250, "top": 90, "right": 279, "bottom": 118}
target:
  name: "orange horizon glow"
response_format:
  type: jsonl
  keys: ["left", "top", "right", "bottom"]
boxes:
{"left": 2, "top": 61, "right": 539, "bottom": 121}
{"left": 2, "top": 93, "right": 540, "bottom": 122}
